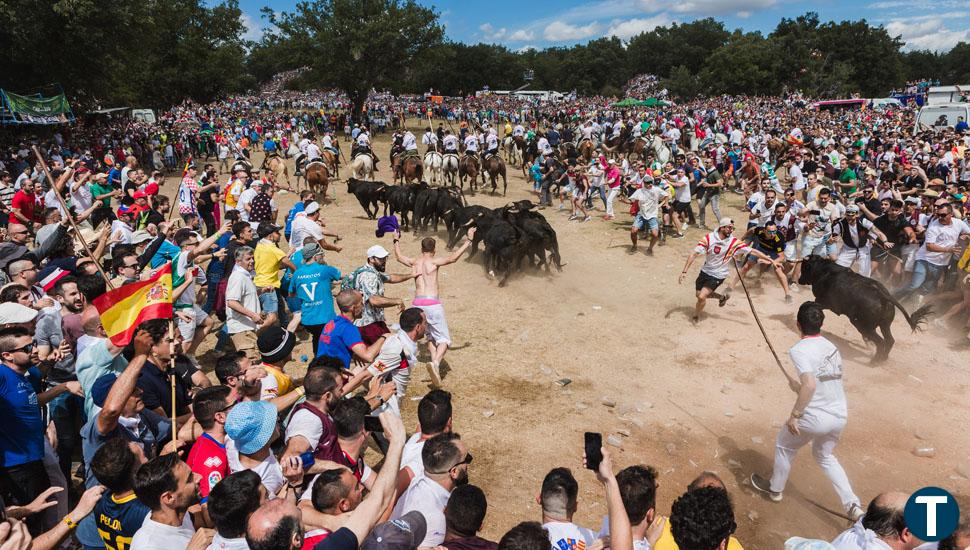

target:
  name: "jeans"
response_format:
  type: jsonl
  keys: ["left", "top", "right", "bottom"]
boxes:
{"left": 897, "top": 259, "right": 946, "bottom": 299}
{"left": 540, "top": 177, "right": 553, "bottom": 206}
{"left": 203, "top": 268, "right": 223, "bottom": 314}
{"left": 696, "top": 193, "right": 722, "bottom": 226}
{"left": 46, "top": 390, "right": 84, "bottom": 483}
{"left": 0, "top": 461, "right": 52, "bottom": 535}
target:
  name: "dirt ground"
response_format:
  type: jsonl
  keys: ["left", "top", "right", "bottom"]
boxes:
{"left": 163, "top": 122, "right": 970, "bottom": 547}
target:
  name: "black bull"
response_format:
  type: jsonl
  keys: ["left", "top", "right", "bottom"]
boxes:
{"left": 798, "top": 256, "right": 931, "bottom": 362}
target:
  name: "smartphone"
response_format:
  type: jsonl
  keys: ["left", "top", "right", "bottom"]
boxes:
{"left": 364, "top": 415, "right": 384, "bottom": 433}
{"left": 584, "top": 432, "right": 603, "bottom": 471}
{"left": 299, "top": 451, "right": 315, "bottom": 470}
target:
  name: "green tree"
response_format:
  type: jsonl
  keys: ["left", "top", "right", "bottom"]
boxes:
{"left": 269, "top": 0, "right": 443, "bottom": 120}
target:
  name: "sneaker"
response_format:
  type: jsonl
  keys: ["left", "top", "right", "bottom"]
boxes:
{"left": 750, "top": 473, "right": 783, "bottom": 502}
{"left": 558, "top": 204, "right": 566, "bottom": 211}
{"left": 718, "top": 288, "right": 732, "bottom": 307}
{"left": 681, "top": 223, "right": 689, "bottom": 231}
{"left": 790, "top": 283, "right": 800, "bottom": 293}
{"left": 582, "top": 215, "right": 591, "bottom": 222}
{"left": 785, "top": 294, "right": 794, "bottom": 304}
{"left": 568, "top": 214, "right": 578, "bottom": 220}
{"left": 847, "top": 503, "right": 865, "bottom": 522}
{"left": 426, "top": 362, "right": 442, "bottom": 388}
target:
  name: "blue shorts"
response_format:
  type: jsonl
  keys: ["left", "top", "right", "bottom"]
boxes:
{"left": 259, "top": 289, "right": 279, "bottom": 313}
{"left": 633, "top": 214, "right": 659, "bottom": 231}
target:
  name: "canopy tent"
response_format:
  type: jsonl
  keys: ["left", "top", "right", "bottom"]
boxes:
{"left": 0, "top": 88, "right": 75, "bottom": 125}
{"left": 612, "top": 97, "right": 670, "bottom": 107}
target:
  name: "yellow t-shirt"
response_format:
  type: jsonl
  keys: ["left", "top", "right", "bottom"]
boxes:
{"left": 652, "top": 521, "right": 744, "bottom": 550}
{"left": 260, "top": 363, "right": 293, "bottom": 396}
{"left": 254, "top": 240, "right": 286, "bottom": 288}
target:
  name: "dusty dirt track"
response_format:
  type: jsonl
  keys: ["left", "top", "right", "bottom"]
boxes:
{"left": 167, "top": 122, "right": 969, "bottom": 548}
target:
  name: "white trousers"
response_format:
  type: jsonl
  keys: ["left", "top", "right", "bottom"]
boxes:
{"left": 606, "top": 187, "right": 621, "bottom": 217}
{"left": 769, "top": 409, "right": 860, "bottom": 511}
{"left": 836, "top": 246, "right": 872, "bottom": 277}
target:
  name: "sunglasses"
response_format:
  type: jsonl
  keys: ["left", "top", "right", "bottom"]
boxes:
{"left": 6, "top": 343, "right": 34, "bottom": 354}
{"left": 451, "top": 453, "right": 473, "bottom": 469}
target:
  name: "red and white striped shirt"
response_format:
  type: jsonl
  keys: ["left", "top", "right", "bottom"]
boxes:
{"left": 694, "top": 232, "right": 751, "bottom": 279}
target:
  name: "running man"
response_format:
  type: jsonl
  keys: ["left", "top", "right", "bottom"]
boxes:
{"left": 392, "top": 227, "right": 476, "bottom": 386}
{"left": 678, "top": 217, "right": 781, "bottom": 324}
{"left": 750, "top": 301, "right": 864, "bottom": 522}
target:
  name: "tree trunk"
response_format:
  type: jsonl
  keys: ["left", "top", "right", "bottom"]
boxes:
{"left": 348, "top": 87, "right": 367, "bottom": 125}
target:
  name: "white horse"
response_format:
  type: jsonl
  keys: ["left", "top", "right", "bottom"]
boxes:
{"left": 442, "top": 153, "right": 460, "bottom": 185}
{"left": 424, "top": 151, "right": 443, "bottom": 185}
{"left": 351, "top": 153, "right": 374, "bottom": 180}
{"left": 503, "top": 136, "right": 520, "bottom": 165}
{"left": 648, "top": 135, "right": 672, "bottom": 165}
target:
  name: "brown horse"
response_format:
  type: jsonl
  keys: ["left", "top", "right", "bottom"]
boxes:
{"left": 265, "top": 155, "right": 290, "bottom": 187}
{"left": 306, "top": 161, "right": 330, "bottom": 200}
{"left": 578, "top": 139, "right": 594, "bottom": 163}
{"left": 482, "top": 154, "right": 507, "bottom": 195}
{"left": 459, "top": 155, "right": 480, "bottom": 194}
{"left": 398, "top": 155, "right": 423, "bottom": 184}
{"left": 322, "top": 150, "right": 339, "bottom": 179}
{"left": 629, "top": 138, "right": 647, "bottom": 162}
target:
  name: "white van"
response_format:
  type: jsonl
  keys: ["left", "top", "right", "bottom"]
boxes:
{"left": 914, "top": 103, "right": 970, "bottom": 132}
{"left": 131, "top": 108, "right": 156, "bottom": 124}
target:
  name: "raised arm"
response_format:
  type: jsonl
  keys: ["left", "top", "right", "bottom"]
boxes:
{"left": 392, "top": 232, "right": 415, "bottom": 267}
{"left": 187, "top": 221, "right": 230, "bottom": 262}
{"left": 435, "top": 227, "right": 476, "bottom": 266}
{"left": 97, "top": 330, "right": 152, "bottom": 436}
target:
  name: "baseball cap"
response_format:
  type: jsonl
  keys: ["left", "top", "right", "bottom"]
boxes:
{"left": 257, "top": 326, "right": 296, "bottom": 364}
{"left": 904, "top": 197, "right": 921, "bottom": 205}
{"left": 226, "top": 401, "right": 278, "bottom": 455}
{"left": 39, "top": 267, "right": 70, "bottom": 292}
{"left": 718, "top": 217, "right": 735, "bottom": 228}
{"left": 367, "top": 245, "right": 389, "bottom": 259}
{"left": 144, "top": 182, "right": 160, "bottom": 196}
{"left": 360, "top": 511, "right": 427, "bottom": 550}
{"left": 257, "top": 222, "right": 282, "bottom": 239}
{"left": 0, "top": 302, "right": 38, "bottom": 325}
{"left": 845, "top": 204, "right": 860, "bottom": 213}
{"left": 305, "top": 201, "right": 321, "bottom": 215}
{"left": 91, "top": 373, "right": 120, "bottom": 408}
{"left": 132, "top": 190, "right": 148, "bottom": 200}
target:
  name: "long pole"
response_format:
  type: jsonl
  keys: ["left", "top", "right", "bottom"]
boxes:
{"left": 168, "top": 320, "right": 178, "bottom": 443}
{"left": 31, "top": 146, "right": 115, "bottom": 291}
{"left": 732, "top": 259, "right": 796, "bottom": 386}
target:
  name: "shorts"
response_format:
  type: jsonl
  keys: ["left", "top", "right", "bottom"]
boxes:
{"left": 414, "top": 300, "right": 451, "bottom": 346}
{"left": 259, "top": 288, "right": 279, "bottom": 313}
{"left": 572, "top": 188, "right": 587, "bottom": 201}
{"left": 358, "top": 321, "right": 390, "bottom": 346}
{"left": 633, "top": 214, "right": 659, "bottom": 232}
{"left": 230, "top": 330, "right": 259, "bottom": 360}
{"left": 176, "top": 306, "right": 207, "bottom": 341}
{"left": 673, "top": 200, "right": 691, "bottom": 214}
{"left": 800, "top": 236, "right": 827, "bottom": 259}
{"left": 784, "top": 241, "right": 796, "bottom": 260}
{"left": 695, "top": 271, "right": 725, "bottom": 292}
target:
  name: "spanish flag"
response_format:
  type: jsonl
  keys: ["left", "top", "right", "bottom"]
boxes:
{"left": 93, "top": 263, "right": 174, "bottom": 346}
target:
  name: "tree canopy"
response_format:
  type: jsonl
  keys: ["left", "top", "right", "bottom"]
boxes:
{"left": 2, "top": 3, "right": 968, "bottom": 108}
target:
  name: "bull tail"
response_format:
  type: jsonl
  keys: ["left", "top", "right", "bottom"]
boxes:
{"left": 885, "top": 289, "right": 933, "bottom": 332}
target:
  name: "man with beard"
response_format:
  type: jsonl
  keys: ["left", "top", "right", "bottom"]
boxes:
{"left": 343, "top": 245, "right": 413, "bottom": 345}
{"left": 36, "top": 275, "right": 86, "bottom": 483}
{"left": 282, "top": 358, "right": 344, "bottom": 467}
{"left": 391, "top": 432, "right": 472, "bottom": 547}
{"left": 130, "top": 453, "right": 212, "bottom": 550}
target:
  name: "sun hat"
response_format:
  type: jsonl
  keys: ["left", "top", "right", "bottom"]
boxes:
{"left": 226, "top": 401, "right": 277, "bottom": 455}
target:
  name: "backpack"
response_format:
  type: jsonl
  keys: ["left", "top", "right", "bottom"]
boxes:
{"left": 250, "top": 192, "right": 273, "bottom": 222}
{"left": 341, "top": 265, "right": 371, "bottom": 292}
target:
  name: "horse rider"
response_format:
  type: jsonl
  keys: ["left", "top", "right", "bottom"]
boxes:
{"left": 442, "top": 130, "right": 459, "bottom": 157}
{"left": 504, "top": 119, "right": 513, "bottom": 139}
{"left": 422, "top": 126, "right": 439, "bottom": 153}
{"left": 536, "top": 132, "right": 553, "bottom": 159}
{"left": 402, "top": 129, "right": 419, "bottom": 158}
{"left": 547, "top": 125, "right": 561, "bottom": 150}
{"left": 354, "top": 126, "right": 379, "bottom": 170}
{"left": 579, "top": 120, "right": 595, "bottom": 146}
{"left": 463, "top": 130, "right": 479, "bottom": 158}
{"left": 321, "top": 131, "right": 339, "bottom": 168}
{"left": 482, "top": 128, "right": 499, "bottom": 162}
{"left": 513, "top": 123, "right": 526, "bottom": 140}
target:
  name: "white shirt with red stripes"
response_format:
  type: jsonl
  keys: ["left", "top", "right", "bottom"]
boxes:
{"left": 694, "top": 231, "right": 751, "bottom": 279}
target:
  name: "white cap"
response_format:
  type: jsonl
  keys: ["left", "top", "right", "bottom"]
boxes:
{"left": 367, "top": 245, "right": 389, "bottom": 259}
{"left": 718, "top": 217, "right": 735, "bottom": 228}
{"left": 0, "top": 302, "right": 38, "bottom": 325}
{"left": 845, "top": 204, "right": 860, "bottom": 213}
{"left": 305, "top": 201, "right": 321, "bottom": 215}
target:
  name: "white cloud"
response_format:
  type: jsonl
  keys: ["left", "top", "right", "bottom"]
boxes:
{"left": 516, "top": 44, "right": 539, "bottom": 53}
{"left": 479, "top": 23, "right": 494, "bottom": 33}
{"left": 885, "top": 16, "right": 970, "bottom": 51}
{"left": 480, "top": 22, "right": 516, "bottom": 41}
{"left": 606, "top": 15, "right": 671, "bottom": 39}
{"left": 508, "top": 29, "right": 535, "bottom": 41}
{"left": 543, "top": 20, "right": 602, "bottom": 41}
{"left": 240, "top": 12, "right": 265, "bottom": 42}
{"left": 666, "top": 0, "right": 777, "bottom": 15}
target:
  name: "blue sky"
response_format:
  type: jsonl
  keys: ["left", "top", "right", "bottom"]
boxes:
{"left": 237, "top": 0, "right": 970, "bottom": 52}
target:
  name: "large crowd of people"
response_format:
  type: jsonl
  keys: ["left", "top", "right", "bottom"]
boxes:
{"left": 0, "top": 78, "right": 968, "bottom": 550}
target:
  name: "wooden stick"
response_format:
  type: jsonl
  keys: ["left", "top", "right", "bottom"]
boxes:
{"left": 31, "top": 146, "right": 115, "bottom": 291}
{"left": 732, "top": 258, "right": 796, "bottom": 385}
{"left": 168, "top": 319, "right": 178, "bottom": 443}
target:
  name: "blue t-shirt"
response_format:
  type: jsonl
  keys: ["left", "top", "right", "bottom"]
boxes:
{"left": 150, "top": 240, "right": 181, "bottom": 269}
{"left": 0, "top": 364, "right": 44, "bottom": 467}
{"left": 290, "top": 264, "right": 342, "bottom": 326}
{"left": 207, "top": 232, "right": 232, "bottom": 277}
{"left": 316, "top": 316, "right": 363, "bottom": 368}
{"left": 94, "top": 493, "right": 150, "bottom": 550}
{"left": 285, "top": 202, "right": 306, "bottom": 237}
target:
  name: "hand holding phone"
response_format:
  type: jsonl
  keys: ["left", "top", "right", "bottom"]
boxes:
{"left": 584, "top": 432, "right": 603, "bottom": 471}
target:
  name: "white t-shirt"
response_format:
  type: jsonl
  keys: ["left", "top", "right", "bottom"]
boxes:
{"left": 916, "top": 218, "right": 970, "bottom": 266}
{"left": 630, "top": 186, "right": 662, "bottom": 219}
{"left": 789, "top": 336, "right": 847, "bottom": 419}
{"left": 226, "top": 438, "right": 285, "bottom": 498}
{"left": 804, "top": 201, "right": 839, "bottom": 238}
{"left": 289, "top": 214, "right": 325, "bottom": 250}
{"left": 238, "top": 188, "right": 258, "bottom": 222}
{"left": 286, "top": 409, "right": 324, "bottom": 449}
{"left": 671, "top": 175, "right": 691, "bottom": 203}
{"left": 130, "top": 512, "right": 195, "bottom": 550}
{"left": 694, "top": 232, "right": 752, "bottom": 279}
{"left": 225, "top": 265, "right": 259, "bottom": 334}
{"left": 830, "top": 520, "right": 894, "bottom": 550}
{"left": 390, "top": 474, "right": 450, "bottom": 547}
{"left": 401, "top": 432, "right": 425, "bottom": 477}
{"left": 543, "top": 521, "right": 598, "bottom": 550}
{"left": 789, "top": 164, "right": 805, "bottom": 190}
{"left": 206, "top": 534, "right": 250, "bottom": 550}
{"left": 835, "top": 218, "right": 875, "bottom": 249}
{"left": 110, "top": 220, "right": 134, "bottom": 248}
{"left": 597, "top": 516, "right": 650, "bottom": 550}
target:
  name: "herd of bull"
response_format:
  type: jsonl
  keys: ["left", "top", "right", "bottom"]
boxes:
{"left": 347, "top": 178, "right": 563, "bottom": 286}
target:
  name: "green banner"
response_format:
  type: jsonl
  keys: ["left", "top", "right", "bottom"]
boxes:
{"left": 2, "top": 90, "right": 72, "bottom": 124}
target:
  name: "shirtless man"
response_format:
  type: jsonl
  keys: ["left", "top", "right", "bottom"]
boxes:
{"left": 392, "top": 227, "right": 476, "bottom": 386}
